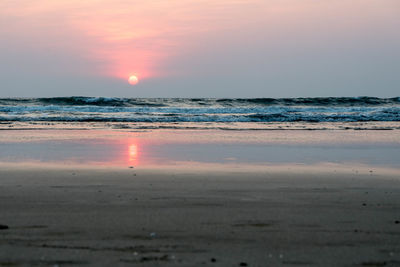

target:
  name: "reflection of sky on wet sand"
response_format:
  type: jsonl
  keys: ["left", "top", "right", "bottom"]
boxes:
{"left": 128, "top": 144, "right": 138, "bottom": 165}
{"left": 0, "top": 130, "right": 399, "bottom": 169}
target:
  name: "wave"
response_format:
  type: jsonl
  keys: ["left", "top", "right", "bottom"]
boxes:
{"left": 0, "top": 96, "right": 399, "bottom": 123}
{"left": 0, "top": 96, "right": 399, "bottom": 107}
{"left": 0, "top": 97, "right": 168, "bottom": 107}
{"left": 216, "top": 97, "right": 400, "bottom": 106}
{"left": 1, "top": 110, "right": 399, "bottom": 122}
{"left": 1, "top": 104, "right": 371, "bottom": 114}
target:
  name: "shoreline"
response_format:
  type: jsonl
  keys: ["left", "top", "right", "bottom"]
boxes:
{"left": 0, "top": 129, "right": 399, "bottom": 266}
{"left": 1, "top": 121, "right": 400, "bottom": 131}
{"left": 0, "top": 129, "right": 399, "bottom": 169}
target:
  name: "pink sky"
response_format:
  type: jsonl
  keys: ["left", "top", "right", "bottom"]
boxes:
{"left": 2, "top": 0, "right": 264, "bottom": 79}
{"left": 0, "top": 0, "right": 399, "bottom": 97}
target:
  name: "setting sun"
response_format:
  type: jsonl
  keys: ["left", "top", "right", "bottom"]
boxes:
{"left": 128, "top": 75, "right": 139, "bottom": 85}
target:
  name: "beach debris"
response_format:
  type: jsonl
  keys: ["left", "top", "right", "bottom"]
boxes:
{"left": 149, "top": 232, "right": 156, "bottom": 238}
{"left": 0, "top": 224, "right": 9, "bottom": 230}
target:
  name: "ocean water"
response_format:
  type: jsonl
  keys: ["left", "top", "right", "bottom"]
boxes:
{"left": 1, "top": 97, "right": 399, "bottom": 130}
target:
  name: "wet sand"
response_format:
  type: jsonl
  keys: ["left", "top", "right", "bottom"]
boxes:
{"left": 1, "top": 167, "right": 400, "bottom": 266}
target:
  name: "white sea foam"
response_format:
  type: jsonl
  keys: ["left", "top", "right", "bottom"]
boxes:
{"left": 0, "top": 97, "right": 399, "bottom": 125}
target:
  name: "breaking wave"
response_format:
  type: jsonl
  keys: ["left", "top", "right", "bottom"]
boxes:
{"left": 0, "top": 97, "right": 399, "bottom": 124}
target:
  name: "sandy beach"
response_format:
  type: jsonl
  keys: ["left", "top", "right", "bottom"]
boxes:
{"left": 1, "top": 167, "right": 400, "bottom": 266}
{"left": 0, "top": 129, "right": 400, "bottom": 266}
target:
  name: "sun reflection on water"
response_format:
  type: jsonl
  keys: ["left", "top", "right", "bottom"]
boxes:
{"left": 128, "top": 143, "right": 138, "bottom": 165}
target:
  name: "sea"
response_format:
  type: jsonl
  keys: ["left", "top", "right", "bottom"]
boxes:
{"left": 0, "top": 96, "right": 399, "bottom": 130}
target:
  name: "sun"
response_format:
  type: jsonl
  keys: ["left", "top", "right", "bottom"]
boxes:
{"left": 128, "top": 75, "right": 139, "bottom": 85}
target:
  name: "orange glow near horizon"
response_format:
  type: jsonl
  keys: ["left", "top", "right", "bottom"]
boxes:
{"left": 0, "top": 0, "right": 262, "bottom": 82}
{"left": 2, "top": 0, "right": 397, "bottom": 86}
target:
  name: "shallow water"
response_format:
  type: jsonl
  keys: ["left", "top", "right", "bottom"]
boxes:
{"left": 0, "top": 130, "right": 399, "bottom": 170}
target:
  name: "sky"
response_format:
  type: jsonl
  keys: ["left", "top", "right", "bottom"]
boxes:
{"left": 0, "top": 0, "right": 399, "bottom": 98}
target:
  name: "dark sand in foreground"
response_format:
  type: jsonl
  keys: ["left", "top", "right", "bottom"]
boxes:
{"left": 1, "top": 167, "right": 400, "bottom": 266}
